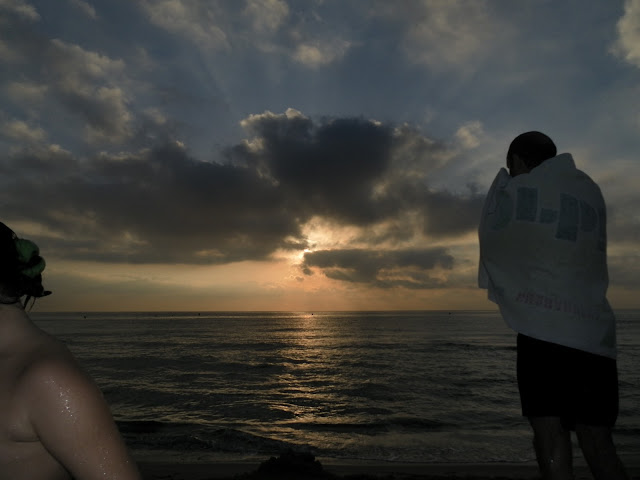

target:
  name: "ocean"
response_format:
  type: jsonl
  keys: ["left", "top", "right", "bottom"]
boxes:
{"left": 32, "top": 310, "right": 640, "bottom": 465}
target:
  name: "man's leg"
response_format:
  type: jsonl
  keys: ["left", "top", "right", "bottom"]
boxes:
{"left": 575, "top": 424, "right": 629, "bottom": 480}
{"left": 528, "top": 416, "right": 573, "bottom": 480}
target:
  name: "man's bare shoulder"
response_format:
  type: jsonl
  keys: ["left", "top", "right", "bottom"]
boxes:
{"left": 8, "top": 324, "right": 88, "bottom": 398}
{"left": 0, "top": 311, "right": 86, "bottom": 419}
{"left": 8, "top": 321, "right": 141, "bottom": 479}
{"left": 20, "top": 332, "right": 86, "bottom": 380}
{"left": 16, "top": 332, "right": 105, "bottom": 430}
{"left": 4, "top": 326, "right": 95, "bottom": 442}
{"left": 0, "top": 313, "right": 106, "bottom": 480}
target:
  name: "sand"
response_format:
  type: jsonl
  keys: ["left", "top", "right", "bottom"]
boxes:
{"left": 137, "top": 460, "right": 544, "bottom": 479}
{"left": 136, "top": 451, "right": 640, "bottom": 479}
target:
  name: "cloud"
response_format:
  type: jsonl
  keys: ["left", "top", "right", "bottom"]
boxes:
{"left": 284, "top": 5, "right": 354, "bottom": 68}
{"left": 420, "top": 188, "right": 483, "bottom": 237}
{"left": 292, "top": 39, "right": 352, "bottom": 69}
{"left": 136, "top": 0, "right": 353, "bottom": 69}
{"left": 0, "top": 0, "right": 40, "bottom": 21}
{"left": 301, "top": 247, "right": 454, "bottom": 289}
{"left": 243, "top": 0, "right": 289, "bottom": 33}
{"left": 0, "top": 17, "right": 134, "bottom": 145}
{"left": 233, "top": 109, "right": 396, "bottom": 225}
{"left": 1, "top": 1, "right": 637, "bottom": 306}
{"left": 371, "top": 0, "right": 503, "bottom": 72}
{"left": 1, "top": 119, "right": 46, "bottom": 143}
{"left": 455, "top": 121, "right": 484, "bottom": 149}
{"left": 1, "top": 109, "right": 483, "bottom": 274}
{"left": 46, "top": 38, "right": 126, "bottom": 87}
{"left": 138, "top": 0, "right": 230, "bottom": 51}
{"left": 0, "top": 143, "right": 75, "bottom": 176}
{"left": 612, "top": 0, "right": 640, "bottom": 68}
{"left": 0, "top": 5, "right": 133, "bottom": 143}
{"left": 0, "top": 38, "right": 16, "bottom": 62}
{"left": 1, "top": 141, "right": 305, "bottom": 264}
{"left": 4, "top": 81, "right": 48, "bottom": 104}
{"left": 76, "top": 86, "right": 132, "bottom": 143}
{"left": 233, "top": 109, "right": 484, "bottom": 234}
{"left": 0, "top": 0, "right": 40, "bottom": 62}
{"left": 46, "top": 39, "right": 131, "bottom": 143}
{"left": 68, "top": 0, "right": 98, "bottom": 19}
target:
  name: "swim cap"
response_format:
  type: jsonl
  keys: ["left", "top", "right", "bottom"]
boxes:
{"left": 14, "top": 238, "right": 46, "bottom": 279}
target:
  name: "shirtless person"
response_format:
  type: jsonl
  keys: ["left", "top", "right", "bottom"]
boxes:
{"left": 0, "top": 222, "right": 140, "bottom": 479}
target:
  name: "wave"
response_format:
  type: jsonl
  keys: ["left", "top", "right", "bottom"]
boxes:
{"left": 117, "top": 420, "right": 304, "bottom": 455}
{"left": 436, "top": 341, "right": 516, "bottom": 352}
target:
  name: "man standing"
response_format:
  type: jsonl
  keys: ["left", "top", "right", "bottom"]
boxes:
{"left": 478, "top": 132, "right": 628, "bottom": 480}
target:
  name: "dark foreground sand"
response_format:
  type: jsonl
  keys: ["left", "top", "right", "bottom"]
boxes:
{"left": 137, "top": 450, "right": 640, "bottom": 480}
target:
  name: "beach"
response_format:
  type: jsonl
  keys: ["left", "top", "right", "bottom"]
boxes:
{"left": 137, "top": 459, "right": 548, "bottom": 479}
{"left": 137, "top": 460, "right": 544, "bottom": 479}
{"left": 137, "top": 454, "right": 640, "bottom": 479}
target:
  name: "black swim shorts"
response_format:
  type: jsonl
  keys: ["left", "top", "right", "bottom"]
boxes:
{"left": 516, "top": 333, "right": 619, "bottom": 429}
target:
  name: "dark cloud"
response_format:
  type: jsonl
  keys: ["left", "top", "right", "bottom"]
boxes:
{"left": 1, "top": 110, "right": 483, "bottom": 271}
{"left": 228, "top": 110, "right": 484, "bottom": 230}
{"left": 229, "top": 111, "right": 396, "bottom": 225}
{"left": 301, "top": 247, "right": 454, "bottom": 289}
{"left": 421, "top": 189, "right": 484, "bottom": 237}
{"left": 2, "top": 142, "right": 304, "bottom": 263}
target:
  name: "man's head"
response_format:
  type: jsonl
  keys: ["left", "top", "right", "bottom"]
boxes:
{"left": 506, "top": 131, "right": 557, "bottom": 177}
{"left": 0, "top": 221, "right": 51, "bottom": 306}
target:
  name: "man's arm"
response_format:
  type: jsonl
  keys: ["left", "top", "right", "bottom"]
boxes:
{"left": 24, "top": 354, "right": 141, "bottom": 480}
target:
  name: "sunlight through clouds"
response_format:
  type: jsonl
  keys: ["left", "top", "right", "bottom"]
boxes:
{"left": 139, "top": 0, "right": 230, "bottom": 51}
{"left": 1, "top": 0, "right": 639, "bottom": 310}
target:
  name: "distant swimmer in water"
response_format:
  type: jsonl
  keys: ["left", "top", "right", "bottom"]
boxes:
{"left": 0, "top": 221, "right": 140, "bottom": 480}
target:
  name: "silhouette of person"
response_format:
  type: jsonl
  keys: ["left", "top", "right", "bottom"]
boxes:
{"left": 478, "top": 132, "right": 629, "bottom": 480}
{"left": 0, "top": 222, "right": 140, "bottom": 479}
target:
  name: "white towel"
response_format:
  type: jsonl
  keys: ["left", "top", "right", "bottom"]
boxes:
{"left": 478, "top": 153, "right": 616, "bottom": 358}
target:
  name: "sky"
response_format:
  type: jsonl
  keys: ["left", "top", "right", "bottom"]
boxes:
{"left": 1, "top": 0, "right": 639, "bottom": 312}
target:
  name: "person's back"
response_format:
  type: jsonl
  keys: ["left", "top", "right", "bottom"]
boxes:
{"left": 0, "top": 223, "right": 140, "bottom": 479}
{"left": 478, "top": 132, "right": 628, "bottom": 480}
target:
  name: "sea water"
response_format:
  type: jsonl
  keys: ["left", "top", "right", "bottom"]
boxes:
{"left": 32, "top": 310, "right": 640, "bottom": 464}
